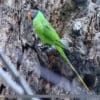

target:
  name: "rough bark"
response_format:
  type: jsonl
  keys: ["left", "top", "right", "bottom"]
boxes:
{"left": 0, "top": 0, "right": 100, "bottom": 100}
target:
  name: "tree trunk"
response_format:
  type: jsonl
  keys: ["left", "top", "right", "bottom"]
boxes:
{"left": 0, "top": 0, "right": 100, "bottom": 100}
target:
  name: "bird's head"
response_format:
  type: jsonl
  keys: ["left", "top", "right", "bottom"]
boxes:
{"left": 26, "top": 10, "right": 38, "bottom": 20}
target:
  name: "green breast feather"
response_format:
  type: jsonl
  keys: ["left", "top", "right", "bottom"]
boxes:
{"left": 33, "top": 11, "right": 60, "bottom": 44}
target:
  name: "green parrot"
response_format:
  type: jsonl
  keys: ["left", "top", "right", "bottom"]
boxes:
{"left": 26, "top": 10, "right": 89, "bottom": 90}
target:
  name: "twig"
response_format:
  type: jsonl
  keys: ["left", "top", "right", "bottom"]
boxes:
{"left": 0, "top": 68, "right": 24, "bottom": 95}
{"left": 40, "top": 65, "right": 72, "bottom": 92}
{"left": 0, "top": 50, "right": 40, "bottom": 100}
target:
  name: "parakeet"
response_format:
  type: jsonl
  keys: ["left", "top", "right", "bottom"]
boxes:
{"left": 26, "top": 10, "right": 89, "bottom": 90}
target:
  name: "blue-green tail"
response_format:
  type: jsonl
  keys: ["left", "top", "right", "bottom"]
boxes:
{"left": 55, "top": 46, "right": 89, "bottom": 90}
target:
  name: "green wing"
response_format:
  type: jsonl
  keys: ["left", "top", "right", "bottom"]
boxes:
{"left": 42, "top": 20, "right": 70, "bottom": 51}
{"left": 42, "top": 21, "right": 60, "bottom": 40}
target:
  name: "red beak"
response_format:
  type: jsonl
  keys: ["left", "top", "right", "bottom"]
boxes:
{"left": 26, "top": 12, "right": 32, "bottom": 19}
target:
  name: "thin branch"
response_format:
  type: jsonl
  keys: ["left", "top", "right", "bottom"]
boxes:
{"left": 0, "top": 68, "right": 24, "bottom": 95}
{"left": 0, "top": 50, "right": 40, "bottom": 100}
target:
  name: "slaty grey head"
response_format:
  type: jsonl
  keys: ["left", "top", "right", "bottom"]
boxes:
{"left": 27, "top": 9, "right": 38, "bottom": 20}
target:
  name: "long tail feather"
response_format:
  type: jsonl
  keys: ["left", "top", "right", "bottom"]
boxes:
{"left": 55, "top": 46, "right": 89, "bottom": 90}
{"left": 54, "top": 40, "right": 70, "bottom": 51}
